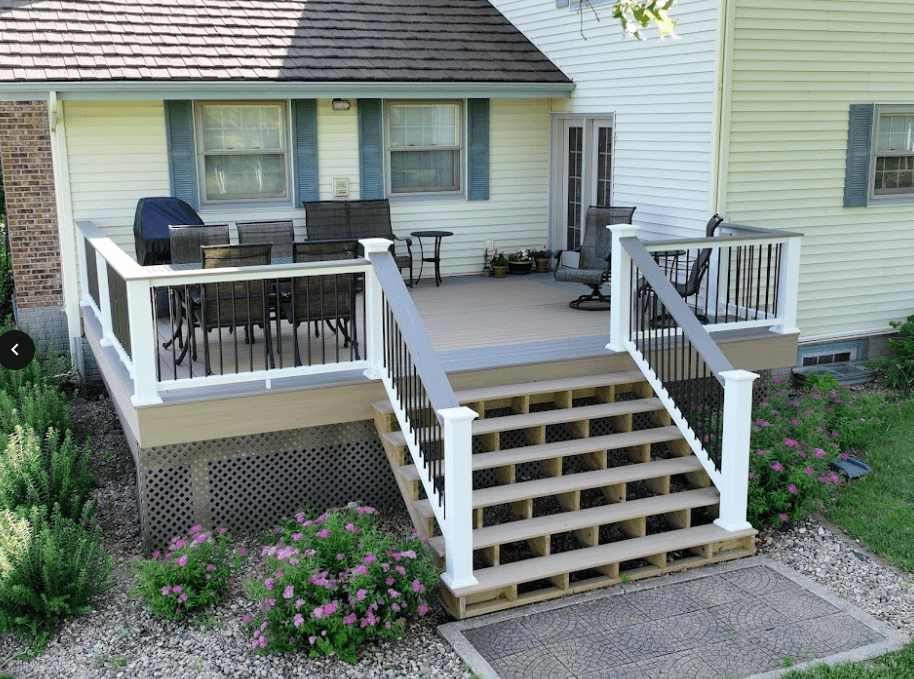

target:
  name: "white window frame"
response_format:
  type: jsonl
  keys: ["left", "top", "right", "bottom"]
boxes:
{"left": 869, "top": 105, "right": 914, "bottom": 203}
{"left": 384, "top": 100, "right": 464, "bottom": 197}
{"left": 194, "top": 100, "right": 293, "bottom": 206}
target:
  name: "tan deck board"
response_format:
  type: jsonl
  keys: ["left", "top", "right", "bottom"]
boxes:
{"left": 450, "top": 524, "right": 757, "bottom": 596}
{"left": 471, "top": 456, "right": 704, "bottom": 508}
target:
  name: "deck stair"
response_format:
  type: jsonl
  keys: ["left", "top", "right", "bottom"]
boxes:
{"left": 371, "top": 370, "right": 756, "bottom": 619}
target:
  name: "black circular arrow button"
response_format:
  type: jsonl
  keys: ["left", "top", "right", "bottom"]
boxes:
{"left": 0, "top": 330, "right": 36, "bottom": 371}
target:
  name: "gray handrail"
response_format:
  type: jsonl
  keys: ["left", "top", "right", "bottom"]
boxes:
{"left": 621, "top": 236, "right": 734, "bottom": 383}
{"left": 645, "top": 222, "right": 802, "bottom": 249}
{"left": 367, "top": 250, "right": 459, "bottom": 413}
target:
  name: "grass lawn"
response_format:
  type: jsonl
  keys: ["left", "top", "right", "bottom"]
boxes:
{"left": 826, "top": 398, "right": 914, "bottom": 572}
{"left": 784, "top": 396, "right": 914, "bottom": 678}
{"left": 782, "top": 641, "right": 914, "bottom": 678}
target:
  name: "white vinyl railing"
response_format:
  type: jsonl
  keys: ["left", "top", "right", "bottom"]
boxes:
{"left": 76, "top": 223, "right": 477, "bottom": 587}
{"left": 607, "top": 222, "right": 801, "bottom": 532}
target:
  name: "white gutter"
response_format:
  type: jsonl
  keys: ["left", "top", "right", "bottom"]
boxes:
{"left": 0, "top": 80, "right": 575, "bottom": 102}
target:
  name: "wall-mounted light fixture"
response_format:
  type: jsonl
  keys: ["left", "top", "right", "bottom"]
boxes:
{"left": 331, "top": 98, "right": 351, "bottom": 112}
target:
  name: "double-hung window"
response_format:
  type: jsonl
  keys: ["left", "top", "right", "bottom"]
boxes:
{"left": 386, "top": 102, "right": 462, "bottom": 195}
{"left": 196, "top": 102, "right": 291, "bottom": 204}
{"left": 873, "top": 109, "right": 914, "bottom": 197}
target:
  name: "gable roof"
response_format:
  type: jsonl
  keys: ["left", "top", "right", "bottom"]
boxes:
{"left": 0, "top": 0, "right": 571, "bottom": 85}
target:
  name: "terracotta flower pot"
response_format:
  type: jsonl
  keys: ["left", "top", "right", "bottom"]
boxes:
{"left": 491, "top": 265, "right": 508, "bottom": 278}
{"left": 534, "top": 257, "right": 549, "bottom": 273}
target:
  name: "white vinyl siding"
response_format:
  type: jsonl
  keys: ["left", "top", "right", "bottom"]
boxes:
{"left": 488, "top": 0, "right": 722, "bottom": 239}
{"left": 62, "top": 98, "right": 549, "bottom": 276}
{"left": 722, "top": 0, "right": 914, "bottom": 339}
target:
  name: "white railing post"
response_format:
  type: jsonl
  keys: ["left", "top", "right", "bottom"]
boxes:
{"left": 360, "top": 238, "right": 393, "bottom": 380}
{"left": 607, "top": 224, "right": 639, "bottom": 352}
{"left": 126, "top": 279, "right": 163, "bottom": 406}
{"left": 773, "top": 235, "right": 801, "bottom": 334}
{"left": 439, "top": 405, "right": 479, "bottom": 590}
{"left": 95, "top": 250, "right": 114, "bottom": 346}
{"left": 714, "top": 369, "right": 758, "bottom": 532}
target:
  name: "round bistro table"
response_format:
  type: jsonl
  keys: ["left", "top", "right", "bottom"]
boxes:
{"left": 410, "top": 230, "right": 453, "bottom": 286}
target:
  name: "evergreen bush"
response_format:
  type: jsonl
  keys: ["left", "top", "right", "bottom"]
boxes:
{"left": 0, "top": 503, "right": 113, "bottom": 646}
{"left": 0, "top": 426, "right": 95, "bottom": 521}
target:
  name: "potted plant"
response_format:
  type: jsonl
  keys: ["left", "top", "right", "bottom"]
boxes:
{"left": 507, "top": 248, "right": 534, "bottom": 274}
{"left": 489, "top": 249, "right": 509, "bottom": 278}
{"left": 531, "top": 246, "right": 553, "bottom": 273}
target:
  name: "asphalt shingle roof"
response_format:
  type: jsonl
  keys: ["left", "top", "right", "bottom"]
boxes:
{"left": 0, "top": 0, "right": 571, "bottom": 84}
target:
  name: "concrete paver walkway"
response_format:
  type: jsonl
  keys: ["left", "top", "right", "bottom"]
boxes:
{"left": 440, "top": 557, "right": 909, "bottom": 679}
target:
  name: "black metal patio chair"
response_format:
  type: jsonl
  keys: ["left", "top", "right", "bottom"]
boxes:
{"left": 279, "top": 240, "right": 360, "bottom": 365}
{"left": 191, "top": 243, "right": 274, "bottom": 375}
{"left": 237, "top": 219, "right": 294, "bottom": 260}
{"left": 554, "top": 206, "right": 636, "bottom": 310}
{"left": 164, "top": 224, "right": 230, "bottom": 364}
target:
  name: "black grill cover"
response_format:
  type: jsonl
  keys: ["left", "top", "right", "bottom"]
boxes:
{"left": 133, "top": 197, "right": 203, "bottom": 265}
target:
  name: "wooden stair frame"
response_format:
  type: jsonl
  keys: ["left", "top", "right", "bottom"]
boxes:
{"left": 372, "top": 371, "right": 756, "bottom": 619}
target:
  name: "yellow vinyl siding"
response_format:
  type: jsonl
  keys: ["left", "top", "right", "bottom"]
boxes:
{"left": 722, "top": 0, "right": 914, "bottom": 339}
{"left": 62, "top": 98, "right": 551, "bottom": 276}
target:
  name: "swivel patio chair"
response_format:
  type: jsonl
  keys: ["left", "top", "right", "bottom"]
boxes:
{"left": 554, "top": 205, "right": 636, "bottom": 310}
{"left": 279, "top": 240, "right": 360, "bottom": 365}
{"left": 192, "top": 243, "right": 274, "bottom": 375}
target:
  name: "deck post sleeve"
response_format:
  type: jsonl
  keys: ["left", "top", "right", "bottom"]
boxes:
{"left": 126, "top": 278, "right": 163, "bottom": 406}
{"left": 773, "top": 235, "right": 801, "bottom": 335}
{"left": 362, "top": 238, "right": 393, "bottom": 380}
{"left": 607, "top": 225, "right": 639, "bottom": 352}
{"left": 439, "top": 405, "right": 479, "bottom": 590}
{"left": 715, "top": 369, "right": 758, "bottom": 532}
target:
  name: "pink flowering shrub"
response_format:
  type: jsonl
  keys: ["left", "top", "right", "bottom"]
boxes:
{"left": 131, "top": 525, "right": 244, "bottom": 619}
{"left": 245, "top": 505, "right": 438, "bottom": 662}
{"left": 747, "top": 374, "right": 883, "bottom": 526}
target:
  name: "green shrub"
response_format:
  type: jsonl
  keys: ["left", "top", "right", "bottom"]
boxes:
{"left": 0, "top": 503, "right": 113, "bottom": 645}
{"left": 0, "top": 426, "right": 95, "bottom": 521}
{"left": 131, "top": 525, "right": 243, "bottom": 620}
{"left": 869, "top": 314, "right": 914, "bottom": 391}
{"left": 0, "top": 382, "right": 71, "bottom": 442}
{"left": 747, "top": 375, "right": 883, "bottom": 526}
{"left": 245, "top": 506, "right": 439, "bottom": 662}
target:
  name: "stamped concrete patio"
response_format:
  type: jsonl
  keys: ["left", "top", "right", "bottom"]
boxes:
{"left": 440, "top": 556, "right": 908, "bottom": 679}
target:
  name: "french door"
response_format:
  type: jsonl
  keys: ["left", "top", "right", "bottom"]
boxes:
{"left": 557, "top": 117, "right": 614, "bottom": 250}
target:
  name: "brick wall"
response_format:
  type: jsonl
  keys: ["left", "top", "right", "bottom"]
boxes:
{"left": 0, "top": 101, "right": 62, "bottom": 310}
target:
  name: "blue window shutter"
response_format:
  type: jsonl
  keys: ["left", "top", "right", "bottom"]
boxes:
{"left": 358, "top": 99, "right": 384, "bottom": 200}
{"left": 467, "top": 98, "right": 490, "bottom": 201}
{"left": 164, "top": 101, "right": 198, "bottom": 210}
{"left": 844, "top": 104, "right": 874, "bottom": 208}
{"left": 292, "top": 99, "right": 319, "bottom": 205}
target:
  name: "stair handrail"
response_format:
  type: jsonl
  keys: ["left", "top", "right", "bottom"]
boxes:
{"left": 361, "top": 239, "right": 478, "bottom": 589}
{"left": 609, "top": 225, "right": 757, "bottom": 533}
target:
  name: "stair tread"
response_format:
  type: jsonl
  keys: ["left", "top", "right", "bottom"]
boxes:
{"left": 398, "top": 427, "right": 684, "bottom": 482}
{"left": 473, "top": 456, "right": 704, "bottom": 508}
{"left": 381, "top": 399, "right": 665, "bottom": 449}
{"left": 370, "top": 372, "right": 650, "bottom": 416}
{"left": 427, "top": 486, "right": 720, "bottom": 555}
{"left": 453, "top": 372, "right": 648, "bottom": 404}
{"left": 471, "top": 427, "right": 683, "bottom": 471}
{"left": 449, "top": 523, "right": 757, "bottom": 597}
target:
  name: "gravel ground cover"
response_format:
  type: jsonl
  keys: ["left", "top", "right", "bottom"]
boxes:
{"left": 1, "top": 392, "right": 911, "bottom": 678}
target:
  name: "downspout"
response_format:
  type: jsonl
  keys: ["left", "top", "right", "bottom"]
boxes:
{"left": 47, "top": 91, "right": 82, "bottom": 371}
{"left": 711, "top": 0, "right": 735, "bottom": 217}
